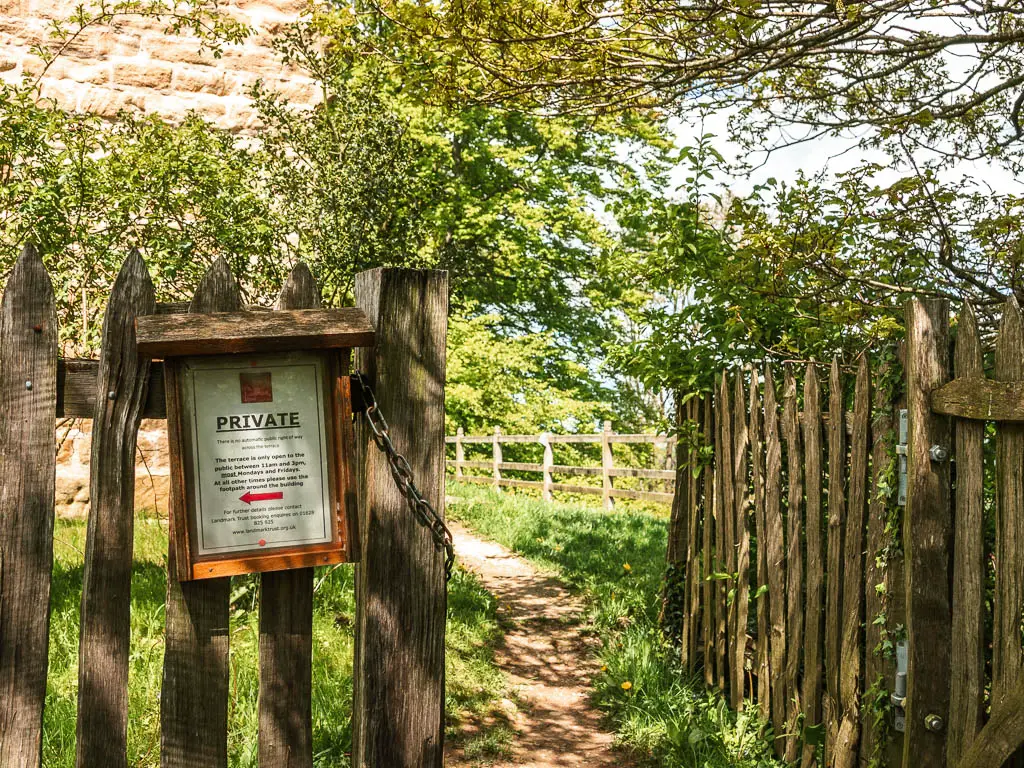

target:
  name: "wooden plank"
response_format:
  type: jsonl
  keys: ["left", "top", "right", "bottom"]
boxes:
{"left": 498, "top": 478, "right": 545, "bottom": 491}
{"left": 667, "top": 397, "right": 687, "bottom": 570}
{"left": 733, "top": 374, "right": 750, "bottom": 710}
{"left": 541, "top": 433, "right": 554, "bottom": 501}
{"left": 258, "top": 263, "right": 320, "bottom": 768}
{"left": 993, "top": 296, "right": 1024, "bottom": 715}
{"left": 547, "top": 434, "right": 603, "bottom": 444}
{"left": 608, "top": 488, "right": 674, "bottom": 503}
{"left": 456, "top": 435, "right": 498, "bottom": 444}
{"left": 834, "top": 355, "right": 870, "bottom": 768}
{"left": 75, "top": 251, "right": 156, "bottom": 768}
{"left": 931, "top": 376, "right": 1024, "bottom": 422}
{"left": 902, "top": 299, "right": 953, "bottom": 768}
{"left": 0, "top": 244, "right": 58, "bottom": 768}
{"left": 609, "top": 467, "right": 676, "bottom": 480}
{"left": 136, "top": 307, "right": 374, "bottom": 358}
{"left": 454, "top": 461, "right": 492, "bottom": 470}
{"left": 454, "top": 428, "right": 465, "bottom": 479}
{"left": 499, "top": 461, "right": 544, "bottom": 472}
{"left": 957, "top": 674, "right": 1024, "bottom": 768}
{"left": 57, "top": 358, "right": 166, "bottom": 418}
{"left": 686, "top": 398, "right": 703, "bottom": 672}
{"left": 703, "top": 396, "right": 716, "bottom": 689}
{"left": 606, "top": 433, "right": 673, "bottom": 444}
{"left": 947, "top": 303, "right": 986, "bottom": 767}
{"left": 550, "top": 482, "right": 602, "bottom": 495}
{"left": 352, "top": 268, "right": 448, "bottom": 768}
{"left": 160, "top": 257, "right": 240, "bottom": 768}
{"left": 602, "top": 420, "right": 614, "bottom": 510}
{"left": 801, "top": 363, "right": 824, "bottom": 768}
{"left": 861, "top": 358, "right": 895, "bottom": 766}
{"left": 550, "top": 465, "right": 602, "bottom": 476}
{"left": 749, "top": 372, "right": 770, "bottom": 720}
{"left": 764, "top": 365, "right": 787, "bottom": 755}
{"left": 488, "top": 434, "right": 543, "bottom": 444}
{"left": 782, "top": 365, "right": 805, "bottom": 762}
{"left": 824, "top": 357, "right": 846, "bottom": 762}
{"left": 718, "top": 374, "right": 733, "bottom": 695}
{"left": 492, "top": 427, "right": 502, "bottom": 489}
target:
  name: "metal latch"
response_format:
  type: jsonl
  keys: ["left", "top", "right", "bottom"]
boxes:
{"left": 891, "top": 640, "right": 908, "bottom": 733}
{"left": 896, "top": 410, "right": 908, "bottom": 506}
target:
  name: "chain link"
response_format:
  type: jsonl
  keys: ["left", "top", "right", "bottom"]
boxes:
{"left": 351, "top": 371, "right": 455, "bottom": 581}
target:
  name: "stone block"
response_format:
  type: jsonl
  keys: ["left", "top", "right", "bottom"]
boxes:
{"left": 142, "top": 35, "right": 217, "bottom": 67}
{"left": 64, "top": 28, "right": 141, "bottom": 59}
{"left": 55, "top": 471, "right": 90, "bottom": 519}
{"left": 134, "top": 471, "right": 170, "bottom": 516}
{"left": 172, "top": 65, "right": 227, "bottom": 96}
{"left": 113, "top": 61, "right": 172, "bottom": 90}
{"left": 76, "top": 84, "right": 144, "bottom": 117}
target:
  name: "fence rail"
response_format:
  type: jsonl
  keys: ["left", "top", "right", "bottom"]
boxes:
{"left": 446, "top": 421, "right": 677, "bottom": 507}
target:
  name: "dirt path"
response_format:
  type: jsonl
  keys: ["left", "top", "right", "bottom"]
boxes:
{"left": 445, "top": 521, "right": 634, "bottom": 768}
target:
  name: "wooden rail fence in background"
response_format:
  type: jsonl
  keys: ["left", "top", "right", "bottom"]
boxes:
{"left": 446, "top": 420, "right": 677, "bottom": 508}
{"left": 667, "top": 298, "right": 1024, "bottom": 768}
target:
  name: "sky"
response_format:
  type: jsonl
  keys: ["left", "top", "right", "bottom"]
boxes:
{"left": 668, "top": 109, "right": 1024, "bottom": 200}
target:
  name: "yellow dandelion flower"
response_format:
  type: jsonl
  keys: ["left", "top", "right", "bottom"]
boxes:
{"left": 621, "top": 681, "right": 633, "bottom": 691}
{"left": 623, "top": 563, "right": 632, "bottom": 572}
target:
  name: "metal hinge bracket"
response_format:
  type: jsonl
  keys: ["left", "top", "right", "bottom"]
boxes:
{"left": 896, "top": 409, "right": 908, "bottom": 506}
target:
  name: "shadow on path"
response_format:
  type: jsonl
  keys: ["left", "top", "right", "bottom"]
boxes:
{"left": 444, "top": 523, "right": 636, "bottom": 768}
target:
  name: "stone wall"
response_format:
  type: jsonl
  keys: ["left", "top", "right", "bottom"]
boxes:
{"left": 4, "top": 1, "right": 322, "bottom": 514}
{"left": 0, "top": 0, "right": 321, "bottom": 132}
{"left": 57, "top": 420, "right": 171, "bottom": 517}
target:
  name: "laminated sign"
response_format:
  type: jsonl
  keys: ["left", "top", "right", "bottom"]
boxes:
{"left": 137, "top": 308, "right": 375, "bottom": 581}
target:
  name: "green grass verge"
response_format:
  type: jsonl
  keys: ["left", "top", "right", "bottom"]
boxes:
{"left": 446, "top": 481, "right": 784, "bottom": 768}
{"left": 45, "top": 513, "right": 508, "bottom": 767}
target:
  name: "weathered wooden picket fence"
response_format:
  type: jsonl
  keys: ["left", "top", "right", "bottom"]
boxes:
{"left": 446, "top": 421, "right": 676, "bottom": 508}
{"left": 669, "top": 298, "right": 1024, "bottom": 768}
{"left": 0, "top": 245, "right": 449, "bottom": 768}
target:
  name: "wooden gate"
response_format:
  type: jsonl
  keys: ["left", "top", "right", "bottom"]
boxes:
{"left": 669, "top": 297, "right": 1024, "bottom": 768}
{"left": 0, "top": 245, "right": 449, "bottom": 768}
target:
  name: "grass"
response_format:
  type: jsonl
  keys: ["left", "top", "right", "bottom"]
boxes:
{"left": 44, "top": 512, "right": 509, "bottom": 768}
{"left": 446, "top": 480, "right": 784, "bottom": 768}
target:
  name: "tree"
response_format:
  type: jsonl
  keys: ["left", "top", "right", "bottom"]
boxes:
{"left": 370, "top": 0, "right": 1024, "bottom": 169}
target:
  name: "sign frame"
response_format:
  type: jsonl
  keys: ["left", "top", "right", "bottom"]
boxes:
{"left": 138, "top": 308, "right": 373, "bottom": 581}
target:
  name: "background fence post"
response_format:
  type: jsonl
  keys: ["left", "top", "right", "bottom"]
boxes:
{"left": 455, "top": 427, "right": 464, "bottom": 480}
{"left": 541, "top": 432, "right": 553, "bottom": 501}
{"left": 602, "top": 419, "right": 614, "bottom": 510}
{"left": 492, "top": 426, "right": 502, "bottom": 490}
{"left": 352, "top": 268, "right": 448, "bottom": 768}
{"left": 903, "top": 298, "right": 952, "bottom": 768}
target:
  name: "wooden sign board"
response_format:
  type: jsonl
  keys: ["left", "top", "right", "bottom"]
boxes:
{"left": 137, "top": 309, "right": 373, "bottom": 581}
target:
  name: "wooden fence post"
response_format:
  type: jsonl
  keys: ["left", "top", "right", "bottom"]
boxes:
{"left": 160, "top": 257, "right": 241, "bottom": 768}
{"left": 602, "top": 419, "right": 614, "bottom": 510}
{"left": 75, "top": 250, "right": 155, "bottom": 768}
{"left": 0, "top": 244, "right": 58, "bottom": 767}
{"left": 540, "top": 432, "right": 553, "bottom": 502}
{"left": 493, "top": 426, "right": 502, "bottom": 490}
{"left": 257, "top": 263, "right": 320, "bottom": 768}
{"left": 903, "top": 298, "right": 952, "bottom": 768}
{"left": 352, "top": 268, "right": 448, "bottom": 768}
{"left": 455, "top": 427, "right": 465, "bottom": 480}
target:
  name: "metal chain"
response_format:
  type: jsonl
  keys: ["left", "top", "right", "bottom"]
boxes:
{"left": 351, "top": 371, "right": 455, "bottom": 581}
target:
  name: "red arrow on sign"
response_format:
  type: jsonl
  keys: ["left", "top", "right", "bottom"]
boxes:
{"left": 239, "top": 490, "right": 284, "bottom": 504}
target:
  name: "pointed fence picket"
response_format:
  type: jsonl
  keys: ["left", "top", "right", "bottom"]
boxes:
{"left": 0, "top": 247, "right": 448, "bottom": 768}
{"left": 659, "top": 297, "right": 1024, "bottom": 768}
